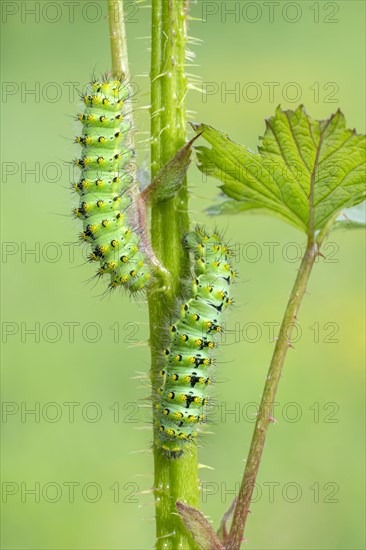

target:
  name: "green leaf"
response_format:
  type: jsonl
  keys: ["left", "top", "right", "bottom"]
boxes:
{"left": 141, "top": 134, "right": 201, "bottom": 204}
{"left": 194, "top": 106, "right": 366, "bottom": 238}
{"left": 206, "top": 196, "right": 278, "bottom": 217}
{"left": 176, "top": 501, "right": 225, "bottom": 550}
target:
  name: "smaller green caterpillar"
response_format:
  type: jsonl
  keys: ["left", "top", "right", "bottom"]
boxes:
{"left": 155, "top": 227, "right": 235, "bottom": 457}
{"left": 73, "top": 78, "right": 150, "bottom": 292}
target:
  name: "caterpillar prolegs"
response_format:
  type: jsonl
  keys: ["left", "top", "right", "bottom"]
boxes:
{"left": 155, "top": 227, "right": 235, "bottom": 457}
{"left": 73, "top": 79, "right": 150, "bottom": 292}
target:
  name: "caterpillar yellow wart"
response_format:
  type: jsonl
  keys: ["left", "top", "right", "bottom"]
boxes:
{"left": 155, "top": 227, "right": 235, "bottom": 457}
{"left": 73, "top": 78, "right": 150, "bottom": 292}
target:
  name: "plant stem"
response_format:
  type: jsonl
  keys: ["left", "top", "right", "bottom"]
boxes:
{"left": 227, "top": 237, "right": 319, "bottom": 550}
{"left": 108, "top": 0, "right": 129, "bottom": 80}
{"left": 148, "top": 1, "right": 199, "bottom": 549}
{"left": 108, "top": 0, "right": 149, "bottom": 248}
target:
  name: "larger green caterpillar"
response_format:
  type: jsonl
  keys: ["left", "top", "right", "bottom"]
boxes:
{"left": 73, "top": 78, "right": 150, "bottom": 292}
{"left": 155, "top": 227, "right": 235, "bottom": 457}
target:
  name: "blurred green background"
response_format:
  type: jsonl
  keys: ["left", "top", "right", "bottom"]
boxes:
{"left": 1, "top": 0, "right": 365, "bottom": 548}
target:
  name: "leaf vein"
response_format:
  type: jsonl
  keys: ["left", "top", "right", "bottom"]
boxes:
{"left": 267, "top": 119, "right": 309, "bottom": 200}
{"left": 284, "top": 110, "right": 312, "bottom": 175}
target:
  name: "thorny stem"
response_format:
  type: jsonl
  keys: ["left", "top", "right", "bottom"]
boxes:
{"left": 227, "top": 236, "right": 320, "bottom": 550}
{"left": 148, "top": 1, "right": 199, "bottom": 549}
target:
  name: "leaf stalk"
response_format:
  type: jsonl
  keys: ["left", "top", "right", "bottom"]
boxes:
{"left": 226, "top": 236, "right": 319, "bottom": 550}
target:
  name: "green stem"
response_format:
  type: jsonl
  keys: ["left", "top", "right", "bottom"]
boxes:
{"left": 227, "top": 237, "right": 319, "bottom": 550}
{"left": 149, "top": 1, "right": 199, "bottom": 548}
{"left": 108, "top": 0, "right": 129, "bottom": 79}
{"left": 108, "top": 0, "right": 148, "bottom": 249}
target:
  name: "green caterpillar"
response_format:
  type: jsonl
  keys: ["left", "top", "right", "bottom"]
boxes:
{"left": 73, "top": 78, "right": 150, "bottom": 292}
{"left": 155, "top": 227, "right": 235, "bottom": 457}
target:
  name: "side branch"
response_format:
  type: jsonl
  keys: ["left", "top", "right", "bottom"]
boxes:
{"left": 108, "top": 0, "right": 129, "bottom": 79}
